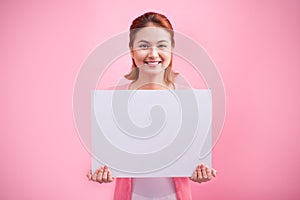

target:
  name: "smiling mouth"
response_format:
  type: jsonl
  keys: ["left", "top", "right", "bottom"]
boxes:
{"left": 144, "top": 61, "right": 162, "bottom": 65}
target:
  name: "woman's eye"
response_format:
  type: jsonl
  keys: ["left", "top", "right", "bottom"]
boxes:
{"left": 158, "top": 44, "right": 167, "bottom": 49}
{"left": 139, "top": 44, "right": 149, "bottom": 49}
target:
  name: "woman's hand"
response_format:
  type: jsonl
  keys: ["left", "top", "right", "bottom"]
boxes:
{"left": 87, "top": 165, "right": 114, "bottom": 184}
{"left": 190, "top": 164, "right": 217, "bottom": 183}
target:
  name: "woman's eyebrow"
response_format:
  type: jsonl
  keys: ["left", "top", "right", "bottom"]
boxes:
{"left": 157, "top": 40, "right": 169, "bottom": 43}
{"left": 137, "top": 40, "right": 169, "bottom": 44}
{"left": 137, "top": 40, "right": 150, "bottom": 43}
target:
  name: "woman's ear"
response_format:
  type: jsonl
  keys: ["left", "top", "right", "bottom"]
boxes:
{"left": 130, "top": 50, "right": 134, "bottom": 59}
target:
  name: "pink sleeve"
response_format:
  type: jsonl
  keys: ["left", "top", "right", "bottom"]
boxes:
{"left": 173, "top": 177, "right": 192, "bottom": 200}
{"left": 113, "top": 178, "right": 132, "bottom": 200}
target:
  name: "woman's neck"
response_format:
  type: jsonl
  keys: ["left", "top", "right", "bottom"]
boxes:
{"left": 129, "top": 72, "right": 174, "bottom": 90}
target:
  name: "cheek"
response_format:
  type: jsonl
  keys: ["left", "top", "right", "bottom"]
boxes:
{"left": 161, "top": 52, "right": 172, "bottom": 62}
{"left": 133, "top": 51, "right": 147, "bottom": 62}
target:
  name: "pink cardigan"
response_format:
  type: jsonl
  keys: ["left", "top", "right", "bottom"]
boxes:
{"left": 113, "top": 177, "right": 192, "bottom": 200}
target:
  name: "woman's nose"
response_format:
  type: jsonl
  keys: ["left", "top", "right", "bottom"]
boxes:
{"left": 148, "top": 47, "right": 159, "bottom": 58}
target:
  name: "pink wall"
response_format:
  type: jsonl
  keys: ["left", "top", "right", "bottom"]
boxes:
{"left": 1, "top": 0, "right": 300, "bottom": 199}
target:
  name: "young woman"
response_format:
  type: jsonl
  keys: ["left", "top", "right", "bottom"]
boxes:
{"left": 87, "top": 12, "right": 217, "bottom": 200}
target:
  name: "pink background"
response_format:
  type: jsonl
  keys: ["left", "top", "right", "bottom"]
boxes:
{"left": 1, "top": 0, "right": 300, "bottom": 199}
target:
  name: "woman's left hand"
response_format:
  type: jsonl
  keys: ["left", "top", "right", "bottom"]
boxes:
{"left": 190, "top": 164, "right": 217, "bottom": 183}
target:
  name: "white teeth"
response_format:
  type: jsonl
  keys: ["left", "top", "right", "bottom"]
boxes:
{"left": 146, "top": 61, "right": 160, "bottom": 64}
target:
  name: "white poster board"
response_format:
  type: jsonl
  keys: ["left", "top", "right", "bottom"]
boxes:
{"left": 91, "top": 90, "right": 212, "bottom": 177}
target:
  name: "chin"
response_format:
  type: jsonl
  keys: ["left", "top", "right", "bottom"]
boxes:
{"left": 141, "top": 68, "right": 165, "bottom": 75}
{"left": 144, "top": 71, "right": 163, "bottom": 76}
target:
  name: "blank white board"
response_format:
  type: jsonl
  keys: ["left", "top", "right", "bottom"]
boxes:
{"left": 92, "top": 90, "right": 212, "bottom": 177}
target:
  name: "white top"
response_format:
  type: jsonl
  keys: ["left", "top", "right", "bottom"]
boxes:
{"left": 132, "top": 178, "right": 177, "bottom": 200}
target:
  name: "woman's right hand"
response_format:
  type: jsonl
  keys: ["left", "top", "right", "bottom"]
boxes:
{"left": 87, "top": 165, "right": 114, "bottom": 184}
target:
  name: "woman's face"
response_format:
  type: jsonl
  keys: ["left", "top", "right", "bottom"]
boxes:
{"left": 131, "top": 26, "right": 173, "bottom": 76}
